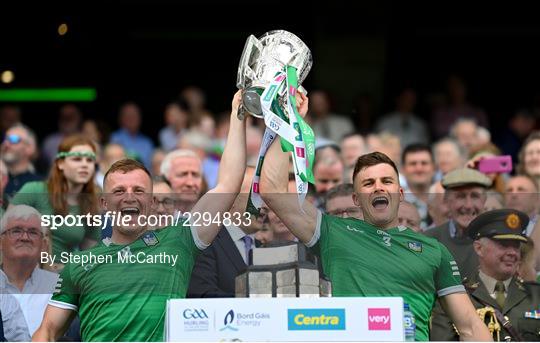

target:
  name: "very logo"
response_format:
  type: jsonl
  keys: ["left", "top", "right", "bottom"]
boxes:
{"left": 367, "top": 308, "right": 391, "bottom": 331}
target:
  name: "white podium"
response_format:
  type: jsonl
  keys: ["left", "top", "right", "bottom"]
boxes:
{"left": 165, "top": 297, "right": 404, "bottom": 341}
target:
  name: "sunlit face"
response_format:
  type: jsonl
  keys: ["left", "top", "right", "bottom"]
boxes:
{"left": 445, "top": 186, "right": 486, "bottom": 231}
{"left": 475, "top": 238, "right": 521, "bottom": 280}
{"left": 398, "top": 202, "right": 421, "bottom": 232}
{"left": 352, "top": 163, "right": 403, "bottom": 228}
{"left": 326, "top": 195, "right": 363, "bottom": 220}
{"left": 403, "top": 151, "right": 435, "bottom": 188}
{"left": 102, "top": 169, "right": 153, "bottom": 235}
{"left": 504, "top": 176, "right": 539, "bottom": 216}
{"left": 167, "top": 156, "right": 203, "bottom": 202}
{"left": 58, "top": 145, "right": 96, "bottom": 186}
{"left": 524, "top": 140, "right": 540, "bottom": 177}
{"left": 0, "top": 215, "right": 45, "bottom": 263}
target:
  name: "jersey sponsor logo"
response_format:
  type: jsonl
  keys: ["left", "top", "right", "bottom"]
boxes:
{"left": 287, "top": 309, "right": 345, "bottom": 331}
{"left": 141, "top": 231, "right": 159, "bottom": 246}
{"left": 407, "top": 241, "right": 422, "bottom": 252}
{"left": 367, "top": 308, "right": 391, "bottom": 331}
{"left": 183, "top": 309, "right": 209, "bottom": 320}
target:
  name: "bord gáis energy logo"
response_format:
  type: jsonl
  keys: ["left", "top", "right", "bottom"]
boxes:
{"left": 287, "top": 309, "right": 346, "bottom": 330}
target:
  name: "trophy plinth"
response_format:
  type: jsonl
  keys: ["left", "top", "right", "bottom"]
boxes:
{"left": 235, "top": 242, "right": 331, "bottom": 298}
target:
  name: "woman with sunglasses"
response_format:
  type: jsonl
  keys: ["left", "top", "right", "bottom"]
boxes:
{"left": 10, "top": 134, "right": 100, "bottom": 262}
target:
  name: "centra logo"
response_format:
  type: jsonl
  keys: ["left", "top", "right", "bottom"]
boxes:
{"left": 288, "top": 309, "right": 345, "bottom": 331}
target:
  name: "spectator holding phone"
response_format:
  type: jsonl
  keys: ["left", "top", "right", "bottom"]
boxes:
{"left": 466, "top": 143, "right": 510, "bottom": 193}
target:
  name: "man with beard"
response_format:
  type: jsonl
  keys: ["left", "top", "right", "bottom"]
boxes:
{"left": 425, "top": 168, "right": 492, "bottom": 281}
{"left": 431, "top": 209, "right": 540, "bottom": 341}
{"left": 260, "top": 144, "right": 492, "bottom": 340}
{"left": 1, "top": 124, "right": 41, "bottom": 196}
{"left": 33, "top": 91, "right": 248, "bottom": 341}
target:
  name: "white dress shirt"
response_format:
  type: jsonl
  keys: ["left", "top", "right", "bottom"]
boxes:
{"left": 0, "top": 266, "right": 59, "bottom": 335}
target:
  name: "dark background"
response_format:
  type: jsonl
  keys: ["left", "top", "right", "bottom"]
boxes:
{"left": 2, "top": 1, "right": 540, "bottom": 142}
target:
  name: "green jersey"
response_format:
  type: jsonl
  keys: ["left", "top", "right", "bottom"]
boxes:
{"left": 309, "top": 213, "right": 464, "bottom": 341}
{"left": 10, "top": 181, "right": 101, "bottom": 257}
{"left": 50, "top": 224, "right": 202, "bottom": 341}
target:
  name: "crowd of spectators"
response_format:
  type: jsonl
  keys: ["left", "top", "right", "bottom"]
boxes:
{"left": 2, "top": 76, "right": 540, "bottom": 341}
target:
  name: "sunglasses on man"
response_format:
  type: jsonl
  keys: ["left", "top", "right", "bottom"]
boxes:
{"left": 3, "top": 134, "right": 24, "bottom": 144}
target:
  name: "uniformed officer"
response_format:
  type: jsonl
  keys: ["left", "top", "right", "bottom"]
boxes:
{"left": 425, "top": 167, "right": 492, "bottom": 281}
{"left": 431, "top": 209, "right": 540, "bottom": 341}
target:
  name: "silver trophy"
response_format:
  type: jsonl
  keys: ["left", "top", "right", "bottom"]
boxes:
{"left": 236, "top": 30, "right": 313, "bottom": 119}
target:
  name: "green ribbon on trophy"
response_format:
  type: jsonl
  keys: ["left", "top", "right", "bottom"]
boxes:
{"left": 247, "top": 65, "right": 315, "bottom": 215}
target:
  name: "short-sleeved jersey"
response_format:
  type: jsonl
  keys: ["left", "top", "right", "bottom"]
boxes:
{"left": 309, "top": 213, "right": 465, "bottom": 341}
{"left": 10, "top": 181, "right": 100, "bottom": 257}
{"left": 50, "top": 224, "right": 201, "bottom": 342}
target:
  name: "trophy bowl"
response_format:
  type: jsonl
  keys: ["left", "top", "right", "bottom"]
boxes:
{"left": 237, "top": 30, "right": 312, "bottom": 118}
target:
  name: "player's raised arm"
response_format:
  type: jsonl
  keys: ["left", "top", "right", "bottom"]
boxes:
{"left": 191, "top": 90, "right": 247, "bottom": 246}
{"left": 259, "top": 92, "right": 318, "bottom": 244}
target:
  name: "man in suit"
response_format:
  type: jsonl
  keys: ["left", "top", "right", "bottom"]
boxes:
{"left": 187, "top": 166, "right": 263, "bottom": 298}
{"left": 431, "top": 209, "right": 540, "bottom": 341}
{"left": 425, "top": 168, "right": 492, "bottom": 281}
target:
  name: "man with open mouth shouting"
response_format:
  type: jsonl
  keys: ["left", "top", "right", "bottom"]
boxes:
{"left": 33, "top": 91, "right": 248, "bottom": 342}
{"left": 260, "top": 144, "right": 492, "bottom": 340}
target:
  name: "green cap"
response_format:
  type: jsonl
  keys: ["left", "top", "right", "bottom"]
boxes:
{"left": 467, "top": 209, "right": 529, "bottom": 243}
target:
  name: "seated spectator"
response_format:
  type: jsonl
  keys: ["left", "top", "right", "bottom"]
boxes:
{"left": 483, "top": 191, "right": 504, "bottom": 212}
{"left": 158, "top": 100, "right": 189, "bottom": 152}
{"left": 433, "top": 137, "right": 467, "bottom": 181}
{"left": 425, "top": 168, "right": 492, "bottom": 281}
{"left": 95, "top": 143, "right": 126, "bottom": 189}
{"left": 1, "top": 124, "right": 42, "bottom": 196}
{"left": 160, "top": 149, "right": 204, "bottom": 212}
{"left": 0, "top": 292, "right": 30, "bottom": 341}
{"left": 426, "top": 181, "right": 449, "bottom": 229}
{"left": 110, "top": 102, "right": 154, "bottom": 169}
{"left": 375, "top": 87, "right": 429, "bottom": 147}
{"left": 0, "top": 160, "right": 8, "bottom": 214}
{"left": 307, "top": 90, "right": 353, "bottom": 143}
{"left": 0, "top": 104, "right": 21, "bottom": 137}
{"left": 431, "top": 75, "right": 488, "bottom": 139}
{"left": 340, "top": 133, "right": 366, "bottom": 168}
{"left": 10, "top": 134, "right": 100, "bottom": 261}
{"left": 401, "top": 143, "right": 436, "bottom": 229}
{"left": 177, "top": 130, "right": 219, "bottom": 189}
{"left": 151, "top": 148, "right": 166, "bottom": 177}
{"left": 516, "top": 131, "right": 540, "bottom": 191}
{"left": 41, "top": 104, "right": 82, "bottom": 168}
{"left": 324, "top": 183, "right": 363, "bottom": 220}
{"left": 504, "top": 175, "right": 540, "bottom": 236}
{"left": 450, "top": 117, "right": 480, "bottom": 155}
{"left": 398, "top": 201, "right": 422, "bottom": 233}
{"left": 152, "top": 177, "right": 175, "bottom": 229}
{"left": 0, "top": 205, "right": 58, "bottom": 335}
